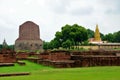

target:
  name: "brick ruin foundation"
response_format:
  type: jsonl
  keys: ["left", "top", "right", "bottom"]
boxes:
{"left": 0, "top": 49, "right": 16, "bottom": 63}
{"left": 26, "top": 50, "right": 120, "bottom": 68}
{"left": 1, "top": 48, "right": 120, "bottom": 68}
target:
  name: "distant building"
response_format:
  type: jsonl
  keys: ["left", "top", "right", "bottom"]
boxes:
{"left": 2, "top": 39, "right": 8, "bottom": 48}
{"left": 15, "top": 21, "right": 43, "bottom": 51}
{"left": 89, "top": 24, "right": 103, "bottom": 44}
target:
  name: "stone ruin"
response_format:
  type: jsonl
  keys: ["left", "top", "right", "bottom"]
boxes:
{"left": 1, "top": 47, "right": 120, "bottom": 68}
{"left": 25, "top": 50, "right": 120, "bottom": 68}
{"left": 15, "top": 21, "right": 43, "bottom": 51}
{"left": 71, "top": 50, "right": 120, "bottom": 67}
{"left": 38, "top": 50, "right": 75, "bottom": 68}
{"left": 0, "top": 49, "right": 16, "bottom": 63}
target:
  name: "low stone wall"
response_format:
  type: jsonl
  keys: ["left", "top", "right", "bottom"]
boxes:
{"left": 27, "top": 58, "right": 41, "bottom": 64}
{"left": 72, "top": 55, "right": 120, "bottom": 67}
{"left": 0, "top": 63, "right": 14, "bottom": 67}
{"left": 17, "top": 61, "right": 26, "bottom": 66}
{"left": 38, "top": 60, "right": 50, "bottom": 66}
{"left": 0, "top": 54, "right": 16, "bottom": 63}
{"left": 39, "top": 50, "right": 71, "bottom": 61}
{"left": 39, "top": 54, "right": 49, "bottom": 60}
{"left": 0, "top": 72, "right": 30, "bottom": 77}
{"left": 38, "top": 50, "right": 120, "bottom": 68}
{"left": 37, "top": 60, "right": 75, "bottom": 68}
{"left": 50, "top": 60, "right": 75, "bottom": 68}
{"left": 14, "top": 50, "right": 120, "bottom": 68}
{"left": 71, "top": 50, "right": 120, "bottom": 55}
{"left": 16, "top": 52, "right": 29, "bottom": 59}
{"left": 49, "top": 52, "right": 71, "bottom": 61}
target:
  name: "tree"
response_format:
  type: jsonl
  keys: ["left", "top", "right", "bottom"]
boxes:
{"left": 61, "top": 24, "right": 72, "bottom": 41}
{"left": 43, "top": 41, "right": 50, "bottom": 50}
{"left": 0, "top": 44, "right": 2, "bottom": 50}
{"left": 53, "top": 24, "right": 88, "bottom": 49}
{"left": 103, "top": 31, "right": 120, "bottom": 42}
{"left": 54, "top": 31, "right": 63, "bottom": 48}
{"left": 104, "top": 33, "right": 114, "bottom": 42}
{"left": 100, "top": 33, "right": 105, "bottom": 40}
{"left": 62, "top": 24, "right": 88, "bottom": 44}
{"left": 114, "top": 31, "right": 120, "bottom": 42}
{"left": 50, "top": 39, "right": 60, "bottom": 49}
{"left": 87, "top": 29, "right": 94, "bottom": 38}
{"left": 62, "top": 39, "right": 72, "bottom": 49}
{"left": 8, "top": 45, "right": 14, "bottom": 50}
{"left": 71, "top": 24, "right": 88, "bottom": 45}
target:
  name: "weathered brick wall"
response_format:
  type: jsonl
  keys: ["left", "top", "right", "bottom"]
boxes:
{"left": 39, "top": 54, "right": 49, "bottom": 60}
{"left": 16, "top": 52, "right": 29, "bottom": 59}
{"left": 0, "top": 54, "right": 16, "bottom": 63}
{"left": 18, "top": 21, "right": 40, "bottom": 40}
{"left": 0, "top": 49, "right": 16, "bottom": 63}
{"left": 71, "top": 50, "right": 119, "bottom": 55}
{"left": 39, "top": 51, "right": 71, "bottom": 61}
{"left": 72, "top": 56, "right": 120, "bottom": 67}
{"left": 49, "top": 52, "right": 71, "bottom": 61}
{"left": 38, "top": 50, "right": 120, "bottom": 68}
{"left": 0, "top": 54, "right": 4, "bottom": 63}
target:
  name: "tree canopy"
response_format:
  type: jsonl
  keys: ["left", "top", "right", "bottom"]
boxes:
{"left": 43, "top": 24, "right": 88, "bottom": 50}
{"left": 103, "top": 31, "right": 120, "bottom": 42}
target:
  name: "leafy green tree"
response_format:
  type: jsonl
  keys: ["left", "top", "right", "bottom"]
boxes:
{"left": 0, "top": 44, "right": 2, "bottom": 50}
{"left": 54, "top": 31, "right": 63, "bottom": 48}
{"left": 100, "top": 33, "right": 105, "bottom": 40}
{"left": 53, "top": 24, "right": 88, "bottom": 49}
{"left": 8, "top": 45, "right": 14, "bottom": 50}
{"left": 103, "top": 31, "right": 120, "bottom": 42}
{"left": 62, "top": 39, "right": 72, "bottom": 49}
{"left": 87, "top": 29, "right": 94, "bottom": 38}
{"left": 62, "top": 24, "right": 88, "bottom": 44}
{"left": 114, "top": 31, "right": 120, "bottom": 42}
{"left": 43, "top": 41, "right": 50, "bottom": 50}
{"left": 50, "top": 39, "right": 60, "bottom": 49}
{"left": 72, "top": 24, "right": 88, "bottom": 45}
{"left": 61, "top": 24, "right": 72, "bottom": 41}
{"left": 104, "top": 33, "right": 114, "bottom": 42}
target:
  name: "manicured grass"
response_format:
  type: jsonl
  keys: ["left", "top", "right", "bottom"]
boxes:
{"left": 0, "top": 60, "right": 52, "bottom": 73}
{"left": 0, "top": 61, "right": 120, "bottom": 80}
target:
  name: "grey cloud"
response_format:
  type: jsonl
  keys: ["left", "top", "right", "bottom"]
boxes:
{"left": 105, "top": 3, "right": 120, "bottom": 14}
{"left": 99, "top": 0, "right": 120, "bottom": 14}
{"left": 68, "top": 7, "right": 94, "bottom": 16}
{"left": 47, "top": 0, "right": 71, "bottom": 14}
{"left": 47, "top": 0, "right": 94, "bottom": 16}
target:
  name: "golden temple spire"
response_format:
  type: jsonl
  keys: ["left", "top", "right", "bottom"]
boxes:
{"left": 94, "top": 24, "right": 101, "bottom": 41}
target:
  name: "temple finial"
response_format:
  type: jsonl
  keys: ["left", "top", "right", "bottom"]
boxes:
{"left": 94, "top": 24, "right": 101, "bottom": 41}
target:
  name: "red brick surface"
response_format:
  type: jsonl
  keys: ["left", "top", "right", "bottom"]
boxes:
{"left": 17, "top": 21, "right": 40, "bottom": 40}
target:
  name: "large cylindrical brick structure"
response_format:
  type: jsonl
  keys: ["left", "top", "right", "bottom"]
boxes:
{"left": 15, "top": 21, "right": 43, "bottom": 51}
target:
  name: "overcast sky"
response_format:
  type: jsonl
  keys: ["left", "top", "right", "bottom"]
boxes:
{"left": 0, "top": 0, "right": 120, "bottom": 44}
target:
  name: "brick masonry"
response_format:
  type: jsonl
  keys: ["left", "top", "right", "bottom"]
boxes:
{"left": 15, "top": 21, "right": 43, "bottom": 51}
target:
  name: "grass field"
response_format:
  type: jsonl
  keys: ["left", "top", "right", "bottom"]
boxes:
{"left": 0, "top": 60, "right": 120, "bottom": 80}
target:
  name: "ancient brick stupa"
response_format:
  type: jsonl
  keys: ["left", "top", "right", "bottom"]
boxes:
{"left": 89, "top": 24, "right": 103, "bottom": 44}
{"left": 15, "top": 21, "right": 43, "bottom": 51}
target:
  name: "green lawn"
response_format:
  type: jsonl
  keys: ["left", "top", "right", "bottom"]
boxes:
{"left": 0, "top": 61, "right": 120, "bottom": 80}
{"left": 0, "top": 60, "right": 52, "bottom": 73}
